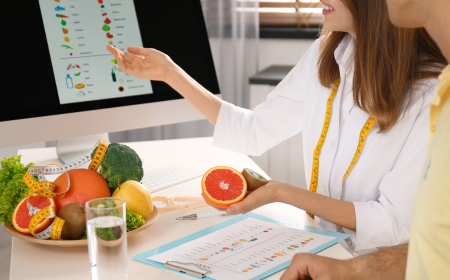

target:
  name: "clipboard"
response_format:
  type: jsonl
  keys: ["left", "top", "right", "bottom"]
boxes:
{"left": 132, "top": 212, "right": 350, "bottom": 280}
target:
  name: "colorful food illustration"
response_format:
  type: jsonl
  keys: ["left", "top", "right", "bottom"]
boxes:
{"left": 70, "top": 53, "right": 73, "bottom": 56}
{"left": 55, "top": 6, "right": 65, "bottom": 11}
{"left": 201, "top": 166, "right": 247, "bottom": 208}
{"left": 99, "top": 0, "right": 103, "bottom": 3}
{"left": 74, "top": 83, "right": 86, "bottom": 89}
{"left": 111, "top": 59, "right": 118, "bottom": 64}
{"left": 56, "top": 14, "right": 69, "bottom": 18}
{"left": 118, "top": 86, "right": 124, "bottom": 92}
{"left": 102, "top": 24, "right": 110, "bottom": 32}
{"left": 66, "top": 63, "right": 72, "bottom": 71}
{"left": 64, "top": 37, "right": 70, "bottom": 42}
{"left": 55, "top": 0, "right": 60, "bottom": 2}
{"left": 66, "top": 74, "right": 73, "bottom": 89}
{"left": 103, "top": 12, "right": 107, "bottom": 16}
{"left": 104, "top": 18, "right": 111, "bottom": 24}
{"left": 62, "top": 28, "right": 68, "bottom": 34}
{"left": 61, "top": 19, "right": 66, "bottom": 26}
{"left": 74, "top": 72, "right": 81, "bottom": 76}
{"left": 76, "top": 91, "right": 85, "bottom": 97}
{"left": 106, "top": 32, "right": 114, "bottom": 39}
{"left": 101, "top": 5, "right": 105, "bottom": 8}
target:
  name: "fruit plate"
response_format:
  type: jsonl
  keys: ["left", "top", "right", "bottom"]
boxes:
{"left": 3, "top": 206, "right": 159, "bottom": 247}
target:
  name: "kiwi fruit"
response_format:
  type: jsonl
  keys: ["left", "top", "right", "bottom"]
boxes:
{"left": 242, "top": 168, "right": 267, "bottom": 191}
{"left": 56, "top": 203, "right": 86, "bottom": 240}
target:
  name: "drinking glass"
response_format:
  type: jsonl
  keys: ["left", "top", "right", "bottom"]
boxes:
{"left": 86, "top": 197, "right": 128, "bottom": 280}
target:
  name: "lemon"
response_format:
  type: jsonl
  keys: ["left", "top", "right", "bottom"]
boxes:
{"left": 112, "top": 180, "right": 153, "bottom": 219}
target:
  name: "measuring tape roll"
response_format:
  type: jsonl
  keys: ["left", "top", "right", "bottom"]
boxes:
{"left": 21, "top": 140, "right": 109, "bottom": 240}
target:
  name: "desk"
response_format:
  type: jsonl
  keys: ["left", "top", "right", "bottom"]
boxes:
{"left": 10, "top": 137, "right": 352, "bottom": 279}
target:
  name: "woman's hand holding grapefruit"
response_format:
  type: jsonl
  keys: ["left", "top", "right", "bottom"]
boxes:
{"left": 202, "top": 179, "right": 285, "bottom": 214}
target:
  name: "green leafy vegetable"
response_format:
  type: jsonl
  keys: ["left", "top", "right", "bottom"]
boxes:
{"left": 0, "top": 155, "right": 36, "bottom": 224}
{"left": 78, "top": 208, "right": 145, "bottom": 240}
{"left": 125, "top": 208, "right": 145, "bottom": 232}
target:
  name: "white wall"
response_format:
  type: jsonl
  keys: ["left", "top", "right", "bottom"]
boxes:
{"left": 259, "top": 38, "right": 315, "bottom": 71}
{"left": 252, "top": 38, "right": 315, "bottom": 189}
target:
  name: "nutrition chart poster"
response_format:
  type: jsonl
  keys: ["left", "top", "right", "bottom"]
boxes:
{"left": 39, "top": 0, "right": 153, "bottom": 104}
{"left": 133, "top": 213, "right": 350, "bottom": 280}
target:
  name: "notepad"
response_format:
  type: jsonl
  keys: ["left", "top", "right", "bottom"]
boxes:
{"left": 133, "top": 213, "right": 350, "bottom": 280}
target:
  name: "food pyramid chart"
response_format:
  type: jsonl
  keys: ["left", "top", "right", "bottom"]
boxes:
{"left": 38, "top": 0, "right": 153, "bottom": 104}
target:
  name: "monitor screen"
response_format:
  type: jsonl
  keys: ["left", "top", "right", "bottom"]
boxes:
{"left": 1, "top": 0, "right": 219, "bottom": 122}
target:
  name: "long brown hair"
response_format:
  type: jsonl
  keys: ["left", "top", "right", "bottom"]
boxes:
{"left": 318, "top": 0, "right": 446, "bottom": 132}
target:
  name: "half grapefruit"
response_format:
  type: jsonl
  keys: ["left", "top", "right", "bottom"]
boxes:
{"left": 12, "top": 195, "right": 56, "bottom": 235}
{"left": 202, "top": 166, "right": 247, "bottom": 208}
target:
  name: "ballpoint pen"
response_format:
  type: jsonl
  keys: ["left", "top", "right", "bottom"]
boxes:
{"left": 176, "top": 211, "right": 238, "bottom": 220}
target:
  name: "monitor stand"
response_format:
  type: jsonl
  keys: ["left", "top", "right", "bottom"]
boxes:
{"left": 56, "top": 133, "right": 110, "bottom": 164}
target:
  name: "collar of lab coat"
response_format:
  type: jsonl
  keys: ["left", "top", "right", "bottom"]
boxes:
{"left": 334, "top": 34, "right": 356, "bottom": 117}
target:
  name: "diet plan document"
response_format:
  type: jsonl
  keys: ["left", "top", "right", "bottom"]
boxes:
{"left": 39, "top": 0, "right": 153, "bottom": 104}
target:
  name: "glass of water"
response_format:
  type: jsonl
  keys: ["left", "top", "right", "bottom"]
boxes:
{"left": 86, "top": 197, "right": 128, "bottom": 280}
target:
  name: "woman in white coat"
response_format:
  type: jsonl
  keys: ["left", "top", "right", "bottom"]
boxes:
{"left": 107, "top": 0, "right": 446, "bottom": 255}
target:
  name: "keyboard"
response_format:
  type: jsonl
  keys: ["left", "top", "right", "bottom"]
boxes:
{"left": 140, "top": 164, "right": 204, "bottom": 193}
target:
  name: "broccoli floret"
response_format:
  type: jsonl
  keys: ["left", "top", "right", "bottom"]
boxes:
{"left": 92, "top": 143, "right": 143, "bottom": 189}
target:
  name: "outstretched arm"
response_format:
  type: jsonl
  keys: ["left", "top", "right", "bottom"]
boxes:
{"left": 281, "top": 244, "right": 408, "bottom": 280}
{"left": 107, "top": 46, "right": 222, "bottom": 125}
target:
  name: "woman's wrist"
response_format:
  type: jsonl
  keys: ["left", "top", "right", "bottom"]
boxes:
{"left": 165, "top": 61, "right": 182, "bottom": 85}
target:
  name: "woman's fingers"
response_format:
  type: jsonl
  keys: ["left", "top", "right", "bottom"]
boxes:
{"left": 127, "top": 46, "right": 151, "bottom": 56}
{"left": 201, "top": 193, "right": 228, "bottom": 211}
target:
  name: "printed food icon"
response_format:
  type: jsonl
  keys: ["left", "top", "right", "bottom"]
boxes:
{"left": 62, "top": 28, "right": 68, "bottom": 34}
{"left": 55, "top": 6, "right": 65, "bottom": 11}
{"left": 56, "top": 14, "right": 69, "bottom": 18}
{"left": 75, "top": 83, "right": 86, "bottom": 89}
{"left": 101, "top": 5, "right": 105, "bottom": 8}
{"left": 104, "top": 18, "right": 111, "bottom": 24}
{"left": 98, "top": 0, "right": 103, "bottom": 3}
{"left": 61, "top": 19, "right": 66, "bottom": 26}
{"left": 102, "top": 24, "right": 110, "bottom": 32}
{"left": 64, "top": 37, "right": 70, "bottom": 42}
{"left": 106, "top": 33, "right": 114, "bottom": 39}
{"left": 118, "top": 86, "right": 124, "bottom": 92}
{"left": 103, "top": 13, "right": 107, "bottom": 16}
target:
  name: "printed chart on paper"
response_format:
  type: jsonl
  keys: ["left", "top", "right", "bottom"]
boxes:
{"left": 148, "top": 218, "right": 336, "bottom": 280}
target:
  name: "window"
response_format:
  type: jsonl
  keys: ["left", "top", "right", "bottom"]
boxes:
{"left": 259, "top": 0, "right": 323, "bottom": 27}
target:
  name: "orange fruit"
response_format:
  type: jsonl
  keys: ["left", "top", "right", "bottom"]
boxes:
{"left": 201, "top": 166, "right": 247, "bottom": 208}
{"left": 12, "top": 195, "right": 56, "bottom": 235}
{"left": 53, "top": 169, "right": 110, "bottom": 210}
{"left": 62, "top": 28, "right": 68, "bottom": 34}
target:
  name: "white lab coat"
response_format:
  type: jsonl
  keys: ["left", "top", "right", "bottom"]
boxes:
{"left": 212, "top": 35, "right": 439, "bottom": 254}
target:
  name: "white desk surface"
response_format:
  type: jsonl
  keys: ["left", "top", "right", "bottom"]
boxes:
{"left": 10, "top": 137, "right": 352, "bottom": 280}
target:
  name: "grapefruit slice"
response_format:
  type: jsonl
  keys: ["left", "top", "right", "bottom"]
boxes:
{"left": 202, "top": 166, "right": 247, "bottom": 208}
{"left": 12, "top": 195, "right": 56, "bottom": 235}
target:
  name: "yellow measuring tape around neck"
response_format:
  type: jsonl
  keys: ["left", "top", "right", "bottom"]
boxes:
{"left": 307, "top": 77, "right": 377, "bottom": 219}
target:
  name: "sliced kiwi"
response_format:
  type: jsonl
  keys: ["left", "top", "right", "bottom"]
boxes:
{"left": 56, "top": 203, "right": 86, "bottom": 240}
{"left": 242, "top": 168, "right": 267, "bottom": 191}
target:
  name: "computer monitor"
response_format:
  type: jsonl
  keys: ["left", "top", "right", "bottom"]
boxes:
{"left": 0, "top": 0, "right": 220, "bottom": 162}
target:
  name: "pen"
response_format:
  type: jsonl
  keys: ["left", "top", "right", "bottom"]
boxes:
{"left": 176, "top": 211, "right": 238, "bottom": 220}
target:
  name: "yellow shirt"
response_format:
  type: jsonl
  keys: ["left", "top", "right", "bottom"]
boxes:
{"left": 406, "top": 66, "right": 450, "bottom": 279}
